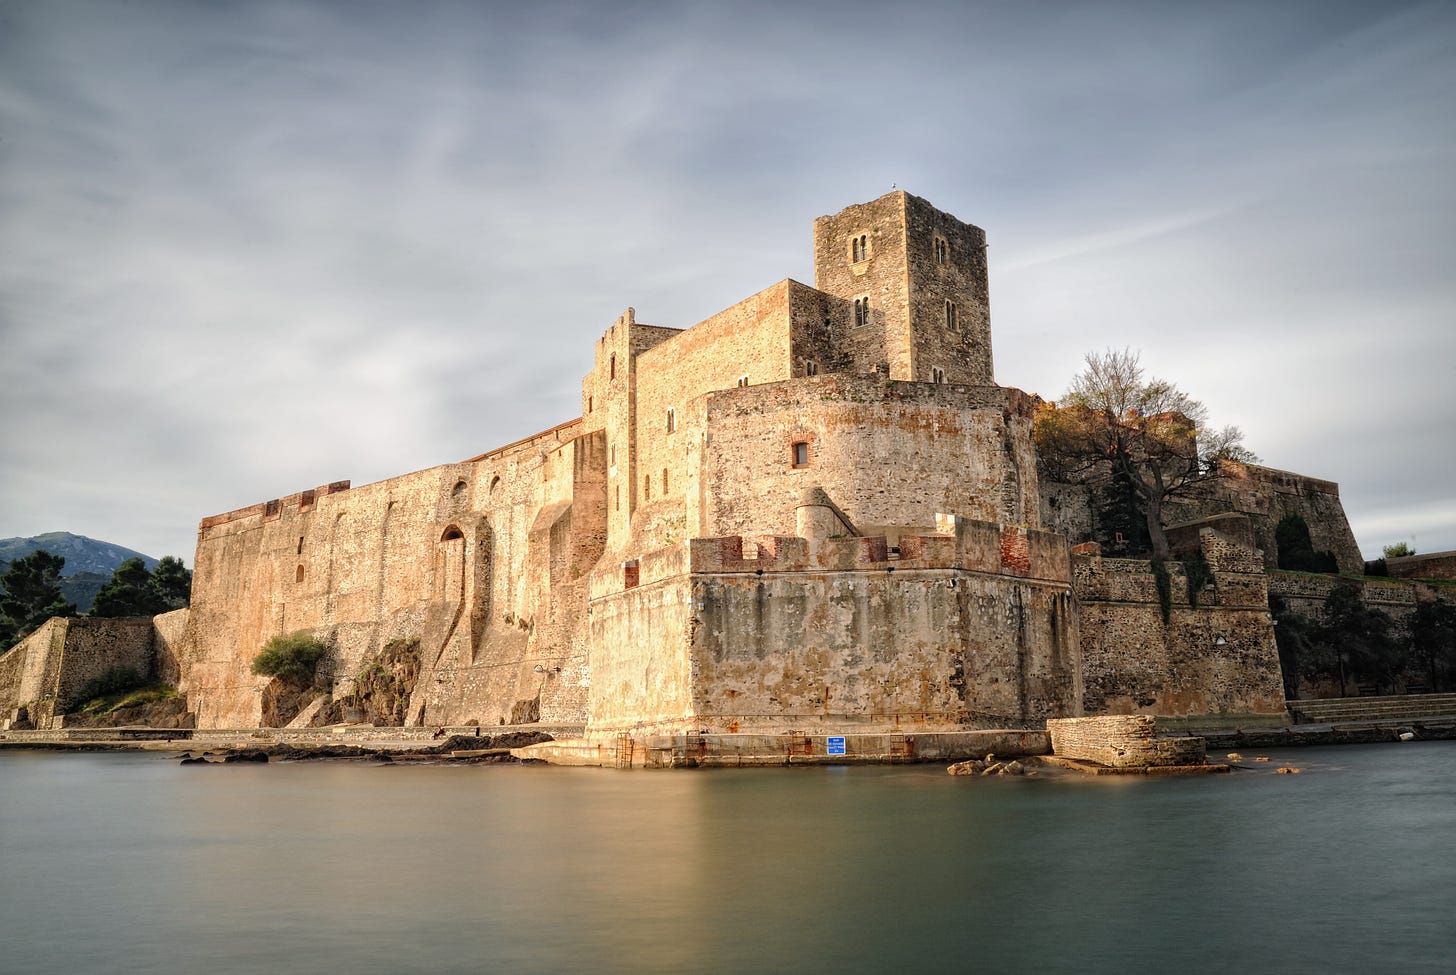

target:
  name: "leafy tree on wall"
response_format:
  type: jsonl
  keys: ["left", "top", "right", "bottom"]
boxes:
{"left": 1034, "top": 348, "right": 1256, "bottom": 561}
{"left": 1274, "top": 514, "right": 1338, "bottom": 573}
{"left": 1383, "top": 542, "right": 1416, "bottom": 559}
{"left": 0, "top": 550, "right": 77, "bottom": 651}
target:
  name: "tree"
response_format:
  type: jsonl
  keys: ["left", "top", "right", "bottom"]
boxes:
{"left": 1270, "top": 593, "right": 1315, "bottom": 700}
{"left": 1383, "top": 542, "right": 1415, "bottom": 559}
{"left": 1034, "top": 348, "right": 1257, "bottom": 560}
{"left": 251, "top": 632, "right": 331, "bottom": 688}
{"left": 148, "top": 556, "right": 192, "bottom": 611}
{"left": 91, "top": 556, "right": 192, "bottom": 618}
{"left": 90, "top": 558, "right": 155, "bottom": 617}
{"left": 0, "top": 550, "right": 77, "bottom": 650}
{"left": 1409, "top": 601, "right": 1456, "bottom": 692}
{"left": 1310, "top": 582, "right": 1400, "bottom": 696}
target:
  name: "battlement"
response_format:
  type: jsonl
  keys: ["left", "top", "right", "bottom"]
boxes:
{"left": 683, "top": 518, "right": 1069, "bottom": 583}
{"left": 198, "top": 480, "right": 351, "bottom": 532}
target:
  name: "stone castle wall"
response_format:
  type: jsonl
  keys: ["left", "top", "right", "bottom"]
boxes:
{"left": 0, "top": 617, "right": 159, "bottom": 728}
{"left": 179, "top": 414, "right": 602, "bottom": 729}
{"left": 1072, "top": 525, "right": 1286, "bottom": 718}
{"left": 1042, "top": 461, "right": 1363, "bottom": 575}
{"left": 586, "top": 520, "right": 1080, "bottom": 737}
{"left": 1047, "top": 714, "right": 1206, "bottom": 767}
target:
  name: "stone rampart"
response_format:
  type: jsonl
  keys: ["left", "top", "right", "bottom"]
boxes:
{"left": 1072, "top": 525, "right": 1286, "bottom": 719}
{"left": 1047, "top": 714, "right": 1206, "bottom": 767}
{"left": 1387, "top": 551, "right": 1456, "bottom": 582}
{"left": 0, "top": 617, "right": 161, "bottom": 728}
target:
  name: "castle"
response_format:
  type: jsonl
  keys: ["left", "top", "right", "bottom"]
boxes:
{"left": 7, "top": 192, "right": 1379, "bottom": 740}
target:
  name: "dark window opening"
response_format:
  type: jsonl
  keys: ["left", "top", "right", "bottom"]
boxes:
{"left": 792, "top": 441, "right": 810, "bottom": 467}
{"left": 441, "top": 526, "right": 464, "bottom": 542}
{"left": 945, "top": 300, "right": 958, "bottom": 331}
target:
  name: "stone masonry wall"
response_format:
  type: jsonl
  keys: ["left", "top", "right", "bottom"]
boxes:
{"left": 695, "top": 376, "right": 1041, "bottom": 546}
{"left": 586, "top": 523, "right": 1080, "bottom": 737}
{"left": 1073, "top": 526, "right": 1286, "bottom": 718}
{"left": 1047, "top": 714, "right": 1206, "bottom": 767}
{"left": 180, "top": 417, "right": 598, "bottom": 729}
{"left": 0, "top": 617, "right": 157, "bottom": 728}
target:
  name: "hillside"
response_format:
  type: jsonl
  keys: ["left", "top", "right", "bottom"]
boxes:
{"left": 0, "top": 533, "right": 163, "bottom": 614}
{"left": 0, "top": 532, "right": 159, "bottom": 577}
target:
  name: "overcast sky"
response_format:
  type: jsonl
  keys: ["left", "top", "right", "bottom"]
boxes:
{"left": 2, "top": 0, "right": 1452, "bottom": 565}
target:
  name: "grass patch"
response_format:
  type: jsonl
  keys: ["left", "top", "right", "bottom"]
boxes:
{"left": 77, "top": 682, "right": 177, "bottom": 715}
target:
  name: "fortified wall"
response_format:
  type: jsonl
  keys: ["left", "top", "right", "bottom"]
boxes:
{"left": 0, "top": 614, "right": 185, "bottom": 729}
{"left": 1071, "top": 520, "right": 1286, "bottom": 719}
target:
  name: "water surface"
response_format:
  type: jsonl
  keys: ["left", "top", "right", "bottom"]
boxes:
{"left": 2, "top": 743, "right": 1453, "bottom": 974}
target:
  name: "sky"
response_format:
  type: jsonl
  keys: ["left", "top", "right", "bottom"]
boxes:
{"left": 1, "top": 0, "right": 1453, "bottom": 565}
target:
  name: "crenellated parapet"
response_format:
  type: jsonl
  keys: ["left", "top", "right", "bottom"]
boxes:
{"left": 199, "top": 480, "right": 351, "bottom": 534}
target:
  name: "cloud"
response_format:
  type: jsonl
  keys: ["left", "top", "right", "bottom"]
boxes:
{"left": 1, "top": 0, "right": 1452, "bottom": 563}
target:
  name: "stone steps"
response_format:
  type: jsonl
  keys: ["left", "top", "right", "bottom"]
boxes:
{"left": 1287, "top": 694, "right": 1456, "bottom": 724}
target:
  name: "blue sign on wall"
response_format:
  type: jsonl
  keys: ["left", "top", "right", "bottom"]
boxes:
{"left": 826, "top": 736, "right": 846, "bottom": 755}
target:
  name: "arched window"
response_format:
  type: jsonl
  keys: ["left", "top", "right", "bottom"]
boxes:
{"left": 854, "top": 297, "right": 870, "bottom": 328}
{"left": 441, "top": 525, "right": 464, "bottom": 542}
{"left": 945, "top": 300, "right": 958, "bottom": 331}
{"left": 488, "top": 475, "right": 501, "bottom": 496}
{"left": 934, "top": 237, "right": 948, "bottom": 265}
{"left": 452, "top": 479, "right": 467, "bottom": 498}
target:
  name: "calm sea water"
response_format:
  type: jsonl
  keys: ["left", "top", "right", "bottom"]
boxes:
{"left": 2, "top": 743, "right": 1453, "bottom": 975}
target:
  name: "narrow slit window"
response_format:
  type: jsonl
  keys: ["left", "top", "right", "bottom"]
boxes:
{"left": 945, "top": 300, "right": 958, "bottom": 331}
{"left": 804, "top": 360, "right": 818, "bottom": 377}
{"left": 934, "top": 237, "right": 948, "bottom": 265}
{"left": 609, "top": 354, "right": 616, "bottom": 380}
{"left": 737, "top": 374, "right": 750, "bottom": 388}
{"left": 662, "top": 468, "right": 669, "bottom": 494}
{"left": 666, "top": 408, "right": 676, "bottom": 433}
{"left": 643, "top": 473, "right": 651, "bottom": 500}
{"left": 931, "top": 367, "right": 946, "bottom": 384}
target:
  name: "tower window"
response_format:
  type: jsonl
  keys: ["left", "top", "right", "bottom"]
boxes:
{"left": 850, "top": 233, "right": 868, "bottom": 263}
{"left": 643, "top": 473, "right": 651, "bottom": 500}
{"left": 662, "top": 468, "right": 669, "bottom": 494}
{"left": 932, "top": 367, "right": 946, "bottom": 384}
{"left": 945, "top": 300, "right": 958, "bottom": 331}
{"left": 853, "top": 296, "right": 870, "bottom": 328}
{"left": 737, "top": 374, "right": 750, "bottom": 388}
{"left": 610, "top": 354, "right": 616, "bottom": 380}
{"left": 588, "top": 395, "right": 593, "bottom": 413}
{"left": 934, "top": 236, "right": 949, "bottom": 265}
{"left": 666, "top": 408, "right": 676, "bottom": 433}
{"left": 804, "top": 359, "right": 818, "bottom": 377}
{"left": 791, "top": 441, "right": 811, "bottom": 467}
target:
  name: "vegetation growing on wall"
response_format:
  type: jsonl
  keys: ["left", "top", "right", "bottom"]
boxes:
{"left": 1150, "top": 559, "right": 1173, "bottom": 623}
{"left": 1275, "top": 514, "right": 1338, "bottom": 573}
{"left": 1034, "top": 348, "right": 1255, "bottom": 560}
{"left": 315, "top": 638, "right": 421, "bottom": 727}
{"left": 1184, "top": 552, "right": 1214, "bottom": 608}
{"left": 251, "top": 632, "right": 331, "bottom": 687}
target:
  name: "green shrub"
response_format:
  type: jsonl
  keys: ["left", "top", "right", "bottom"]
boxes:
{"left": 251, "top": 632, "right": 330, "bottom": 687}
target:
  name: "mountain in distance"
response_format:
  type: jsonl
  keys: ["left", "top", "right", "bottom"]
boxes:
{"left": 0, "top": 532, "right": 162, "bottom": 614}
{"left": 0, "top": 532, "right": 159, "bottom": 576}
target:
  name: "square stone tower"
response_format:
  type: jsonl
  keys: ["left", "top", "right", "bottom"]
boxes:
{"left": 813, "top": 191, "right": 993, "bottom": 385}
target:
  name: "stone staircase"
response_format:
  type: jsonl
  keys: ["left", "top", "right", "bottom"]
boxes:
{"left": 1287, "top": 693, "right": 1456, "bottom": 725}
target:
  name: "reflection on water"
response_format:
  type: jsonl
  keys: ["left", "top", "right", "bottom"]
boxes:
{"left": 2, "top": 744, "right": 1454, "bottom": 974}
